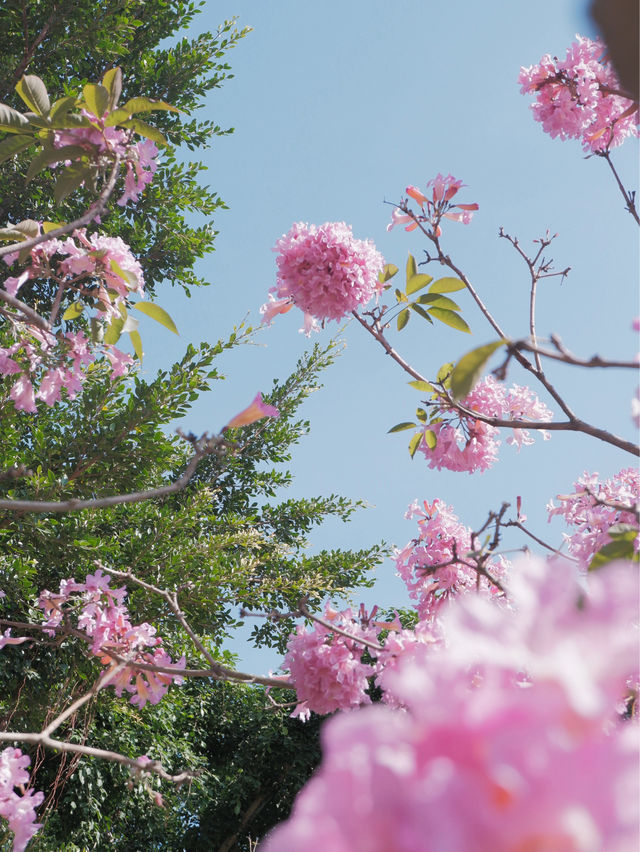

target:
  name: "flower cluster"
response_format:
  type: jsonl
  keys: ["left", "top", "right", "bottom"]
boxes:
{"left": 37, "top": 569, "right": 185, "bottom": 708}
{"left": 265, "top": 222, "right": 384, "bottom": 334}
{"left": 283, "top": 606, "right": 377, "bottom": 719}
{"left": 1, "top": 227, "right": 143, "bottom": 411}
{"left": 0, "top": 748, "right": 43, "bottom": 852}
{"left": 419, "top": 376, "right": 552, "bottom": 474}
{"left": 394, "top": 499, "right": 506, "bottom": 622}
{"left": 548, "top": 468, "right": 640, "bottom": 565}
{"left": 53, "top": 111, "right": 158, "bottom": 206}
{"left": 264, "top": 558, "right": 639, "bottom": 851}
{"left": 519, "top": 35, "right": 639, "bottom": 152}
{"left": 387, "top": 174, "right": 479, "bottom": 236}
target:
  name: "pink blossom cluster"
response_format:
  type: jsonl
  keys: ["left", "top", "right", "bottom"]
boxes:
{"left": 283, "top": 605, "right": 377, "bottom": 719}
{"left": 519, "top": 36, "right": 639, "bottom": 152}
{"left": 1, "top": 227, "right": 143, "bottom": 411}
{"left": 548, "top": 468, "right": 640, "bottom": 565}
{"left": 419, "top": 376, "right": 552, "bottom": 473}
{"left": 0, "top": 748, "right": 43, "bottom": 852}
{"left": 394, "top": 499, "right": 506, "bottom": 622}
{"left": 387, "top": 174, "right": 479, "bottom": 236}
{"left": 36, "top": 569, "right": 185, "bottom": 708}
{"left": 53, "top": 110, "right": 158, "bottom": 206}
{"left": 263, "top": 558, "right": 639, "bottom": 851}
{"left": 265, "top": 222, "right": 384, "bottom": 334}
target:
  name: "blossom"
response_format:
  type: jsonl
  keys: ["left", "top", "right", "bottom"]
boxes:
{"left": 283, "top": 607, "right": 376, "bottom": 717}
{"left": 117, "top": 140, "right": 159, "bottom": 206}
{"left": 9, "top": 375, "right": 36, "bottom": 413}
{"left": 547, "top": 468, "right": 640, "bottom": 566}
{"left": 259, "top": 292, "right": 294, "bottom": 325}
{"left": 263, "top": 559, "right": 639, "bottom": 851}
{"left": 519, "top": 36, "right": 639, "bottom": 152}
{"left": 272, "top": 222, "right": 384, "bottom": 325}
{"left": 418, "top": 376, "right": 552, "bottom": 474}
{"left": 105, "top": 346, "right": 134, "bottom": 378}
{"left": 0, "top": 748, "right": 44, "bottom": 852}
{"left": 224, "top": 392, "right": 280, "bottom": 429}
{"left": 389, "top": 175, "right": 478, "bottom": 236}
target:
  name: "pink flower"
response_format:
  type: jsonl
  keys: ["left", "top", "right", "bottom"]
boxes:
{"left": 386, "top": 207, "right": 418, "bottom": 232}
{"left": 105, "top": 346, "right": 134, "bottom": 378}
{"left": 9, "top": 375, "right": 36, "bottom": 413}
{"left": 259, "top": 292, "right": 294, "bottom": 325}
{"left": 389, "top": 175, "right": 478, "bottom": 235}
{"left": 224, "top": 392, "right": 280, "bottom": 429}
{"left": 519, "top": 36, "right": 639, "bottom": 152}
{"left": 283, "top": 607, "right": 375, "bottom": 717}
{"left": 0, "top": 748, "right": 44, "bottom": 852}
{"left": 272, "top": 222, "right": 384, "bottom": 324}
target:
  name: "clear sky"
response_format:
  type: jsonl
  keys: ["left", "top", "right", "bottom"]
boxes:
{"left": 141, "top": 1, "right": 639, "bottom": 665}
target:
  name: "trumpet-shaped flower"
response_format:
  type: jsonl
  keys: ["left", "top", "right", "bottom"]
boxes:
{"left": 224, "top": 392, "right": 280, "bottom": 429}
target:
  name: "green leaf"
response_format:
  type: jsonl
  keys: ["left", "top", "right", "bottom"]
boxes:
{"left": 129, "top": 329, "right": 144, "bottom": 361}
{"left": 83, "top": 84, "right": 110, "bottom": 118}
{"left": 53, "top": 165, "right": 87, "bottom": 203}
{"left": 406, "top": 273, "right": 433, "bottom": 295}
{"left": 110, "top": 259, "right": 138, "bottom": 288}
{"left": 0, "top": 104, "right": 30, "bottom": 132}
{"left": 428, "top": 307, "right": 471, "bottom": 333}
{"left": 378, "top": 263, "right": 399, "bottom": 283}
{"left": 0, "top": 228, "right": 27, "bottom": 242}
{"left": 408, "top": 432, "right": 423, "bottom": 458}
{"left": 397, "top": 308, "right": 410, "bottom": 331}
{"left": 450, "top": 340, "right": 507, "bottom": 401}
{"left": 437, "top": 362, "right": 454, "bottom": 383}
{"left": 0, "top": 134, "right": 32, "bottom": 164}
{"left": 121, "top": 118, "right": 167, "bottom": 146}
{"left": 49, "top": 96, "right": 77, "bottom": 122}
{"left": 103, "top": 315, "right": 125, "bottom": 345}
{"left": 428, "top": 276, "right": 466, "bottom": 294}
{"left": 415, "top": 407, "right": 427, "bottom": 423}
{"left": 26, "top": 145, "right": 91, "bottom": 182}
{"left": 408, "top": 380, "right": 434, "bottom": 392}
{"left": 388, "top": 421, "right": 417, "bottom": 433}
{"left": 42, "top": 221, "right": 65, "bottom": 234}
{"left": 417, "top": 293, "right": 461, "bottom": 310}
{"left": 13, "top": 220, "right": 39, "bottom": 238}
{"left": 101, "top": 67, "right": 122, "bottom": 109}
{"left": 122, "top": 96, "right": 178, "bottom": 115}
{"left": 133, "top": 301, "right": 179, "bottom": 335}
{"left": 406, "top": 253, "right": 417, "bottom": 281}
{"left": 423, "top": 429, "right": 437, "bottom": 449}
{"left": 103, "top": 107, "right": 132, "bottom": 127}
{"left": 409, "top": 303, "right": 433, "bottom": 322}
{"left": 589, "top": 534, "right": 639, "bottom": 571}
{"left": 15, "top": 75, "right": 50, "bottom": 115}
{"left": 62, "top": 302, "right": 85, "bottom": 321}
{"left": 394, "top": 288, "right": 408, "bottom": 303}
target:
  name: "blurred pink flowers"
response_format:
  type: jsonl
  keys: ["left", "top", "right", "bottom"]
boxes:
{"left": 388, "top": 174, "right": 478, "bottom": 235}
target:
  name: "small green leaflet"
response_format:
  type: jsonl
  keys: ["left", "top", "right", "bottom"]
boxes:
{"left": 450, "top": 340, "right": 507, "bottom": 401}
{"left": 409, "top": 303, "right": 433, "bottom": 322}
{"left": 388, "top": 422, "right": 416, "bottom": 433}
{"left": 129, "top": 329, "right": 144, "bottom": 361}
{"left": 428, "top": 307, "right": 471, "bottom": 333}
{"left": 406, "top": 273, "right": 433, "bottom": 295}
{"left": 415, "top": 407, "right": 427, "bottom": 423}
{"left": 0, "top": 104, "right": 30, "bottom": 132}
{"left": 0, "top": 134, "right": 32, "bottom": 164}
{"left": 102, "top": 68, "right": 123, "bottom": 110}
{"left": 417, "top": 293, "right": 460, "bottom": 311}
{"left": 82, "top": 84, "right": 110, "bottom": 119}
{"left": 407, "top": 380, "right": 433, "bottom": 392}
{"left": 54, "top": 165, "right": 87, "bottom": 203}
{"left": 429, "top": 277, "right": 466, "bottom": 294}
{"left": 406, "top": 253, "right": 417, "bottom": 280}
{"left": 378, "top": 263, "right": 399, "bottom": 283}
{"left": 589, "top": 526, "right": 639, "bottom": 571}
{"left": 133, "top": 302, "right": 179, "bottom": 335}
{"left": 62, "top": 302, "right": 84, "bottom": 321}
{"left": 408, "top": 432, "right": 423, "bottom": 458}
{"left": 423, "top": 429, "right": 437, "bottom": 449}
{"left": 26, "top": 144, "right": 91, "bottom": 182}
{"left": 397, "top": 308, "right": 410, "bottom": 330}
{"left": 121, "top": 118, "right": 167, "bottom": 146}
{"left": 15, "top": 75, "right": 50, "bottom": 115}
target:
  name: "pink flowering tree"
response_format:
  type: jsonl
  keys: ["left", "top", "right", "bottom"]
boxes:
{"left": 0, "top": 18, "right": 638, "bottom": 852}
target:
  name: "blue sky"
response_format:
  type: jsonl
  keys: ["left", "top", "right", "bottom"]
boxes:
{"left": 141, "top": 1, "right": 639, "bottom": 665}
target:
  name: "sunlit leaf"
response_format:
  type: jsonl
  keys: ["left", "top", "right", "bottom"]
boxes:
{"left": 397, "top": 308, "right": 410, "bottom": 330}
{"left": 415, "top": 407, "right": 427, "bottom": 423}
{"left": 62, "top": 302, "right": 84, "bottom": 321}
{"left": 407, "top": 380, "right": 434, "bottom": 392}
{"left": 0, "top": 104, "right": 30, "bottom": 132}
{"left": 129, "top": 329, "right": 144, "bottom": 361}
{"left": 83, "top": 83, "right": 110, "bottom": 118}
{"left": 133, "top": 301, "right": 179, "bottom": 334}
{"left": 417, "top": 293, "right": 460, "bottom": 310}
{"left": 15, "top": 75, "right": 50, "bottom": 115}
{"left": 101, "top": 67, "right": 122, "bottom": 109}
{"left": 378, "top": 263, "right": 399, "bottom": 283}
{"left": 423, "top": 429, "right": 437, "bottom": 449}
{"left": 428, "top": 276, "right": 466, "bottom": 294}
{"left": 406, "top": 273, "right": 433, "bottom": 295}
{"left": 121, "top": 118, "right": 167, "bottom": 146}
{"left": 450, "top": 340, "right": 507, "bottom": 401}
{"left": 409, "top": 303, "right": 433, "bottom": 322}
{"left": 428, "top": 307, "right": 471, "bottom": 333}
{"left": 408, "top": 432, "right": 422, "bottom": 458}
{"left": 406, "top": 253, "right": 417, "bottom": 281}
{"left": 388, "top": 421, "right": 416, "bottom": 433}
